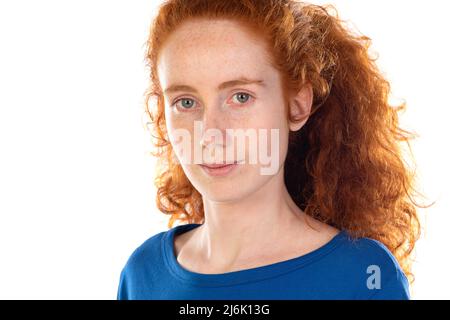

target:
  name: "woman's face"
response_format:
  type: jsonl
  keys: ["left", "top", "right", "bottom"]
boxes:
{"left": 157, "top": 19, "right": 294, "bottom": 202}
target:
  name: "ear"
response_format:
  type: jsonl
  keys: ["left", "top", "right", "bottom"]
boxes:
{"left": 288, "top": 82, "right": 313, "bottom": 132}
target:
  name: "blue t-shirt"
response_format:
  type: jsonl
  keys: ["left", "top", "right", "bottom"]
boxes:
{"left": 117, "top": 223, "right": 410, "bottom": 300}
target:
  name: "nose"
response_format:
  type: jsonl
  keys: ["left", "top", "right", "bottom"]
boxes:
{"left": 199, "top": 105, "right": 229, "bottom": 148}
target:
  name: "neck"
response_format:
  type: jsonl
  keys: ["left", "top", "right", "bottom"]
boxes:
{"left": 197, "top": 166, "right": 307, "bottom": 269}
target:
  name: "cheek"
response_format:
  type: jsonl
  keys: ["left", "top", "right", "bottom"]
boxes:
{"left": 165, "top": 118, "right": 196, "bottom": 164}
{"left": 248, "top": 106, "right": 289, "bottom": 142}
{"left": 249, "top": 106, "right": 289, "bottom": 170}
{"left": 166, "top": 110, "right": 193, "bottom": 140}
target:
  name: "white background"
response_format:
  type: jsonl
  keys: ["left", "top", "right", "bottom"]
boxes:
{"left": 0, "top": 0, "right": 448, "bottom": 299}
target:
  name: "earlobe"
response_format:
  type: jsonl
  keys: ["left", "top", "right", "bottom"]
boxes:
{"left": 288, "top": 82, "right": 313, "bottom": 132}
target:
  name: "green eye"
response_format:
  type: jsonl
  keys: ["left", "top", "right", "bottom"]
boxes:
{"left": 173, "top": 98, "right": 196, "bottom": 110}
{"left": 233, "top": 92, "right": 251, "bottom": 104}
{"left": 180, "top": 98, "right": 195, "bottom": 109}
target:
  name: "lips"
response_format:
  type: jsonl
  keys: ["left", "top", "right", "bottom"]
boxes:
{"left": 200, "top": 163, "right": 237, "bottom": 169}
{"left": 198, "top": 161, "right": 241, "bottom": 177}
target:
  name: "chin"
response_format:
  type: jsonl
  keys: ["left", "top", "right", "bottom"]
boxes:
{"left": 200, "top": 189, "right": 246, "bottom": 203}
{"left": 185, "top": 164, "right": 269, "bottom": 202}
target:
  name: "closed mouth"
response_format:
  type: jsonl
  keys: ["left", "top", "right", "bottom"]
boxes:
{"left": 199, "top": 162, "right": 241, "bottom": 169}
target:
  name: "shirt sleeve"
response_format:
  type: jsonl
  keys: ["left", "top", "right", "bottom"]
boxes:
{"left": 116, "top": 267, "right": 129, "bottom": 300}
{"left": 367, "top": 270, "right": 410, "bottom": 300}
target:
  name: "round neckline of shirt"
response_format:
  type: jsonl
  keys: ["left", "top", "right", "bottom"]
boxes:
{"left": 162, "top": 223, "right": 349, "bottom": 287}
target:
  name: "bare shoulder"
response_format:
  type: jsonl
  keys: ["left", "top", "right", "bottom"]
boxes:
{"left": 298, "top": 213, "right": 341, "bottom": 250}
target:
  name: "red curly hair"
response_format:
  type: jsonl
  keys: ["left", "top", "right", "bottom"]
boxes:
{"left": 143, "top": 0, "right": 433, "bottom": 283}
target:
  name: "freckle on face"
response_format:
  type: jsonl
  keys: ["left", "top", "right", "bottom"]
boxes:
{"left": 158, "top": 19, "right": 289, "bottom": 180}
{"left": 157, "top": 19, "right": 279, "bottom": 99}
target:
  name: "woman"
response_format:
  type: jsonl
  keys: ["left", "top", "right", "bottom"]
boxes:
{"left": 117, "top": 0, "right": 429, "bottom": 300}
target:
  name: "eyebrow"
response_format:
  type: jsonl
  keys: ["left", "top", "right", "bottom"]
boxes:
{"left": 163, "top": 77, "right": 266, "bottom": 95}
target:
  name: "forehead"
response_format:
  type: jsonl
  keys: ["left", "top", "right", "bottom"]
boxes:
{"left": 157, "top": 19, "right": 275, "bottom": 88}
